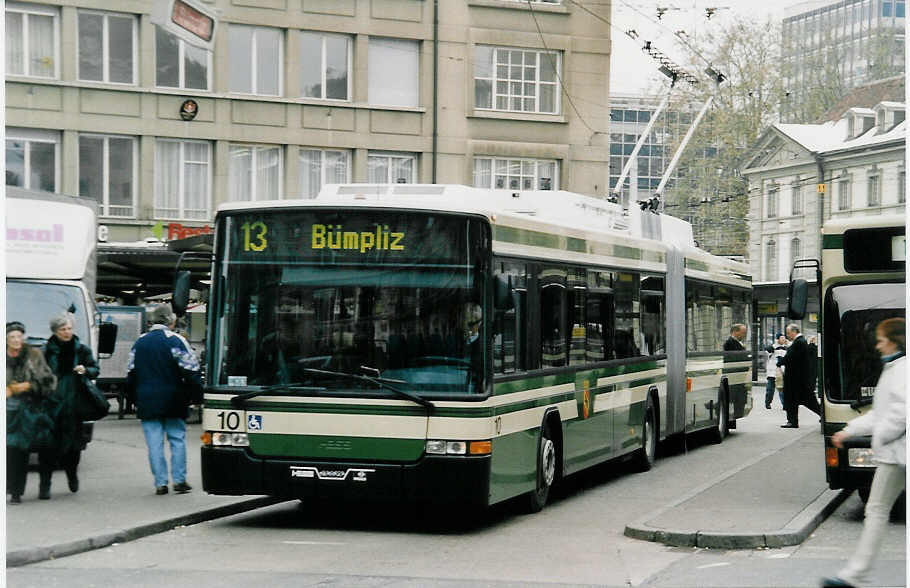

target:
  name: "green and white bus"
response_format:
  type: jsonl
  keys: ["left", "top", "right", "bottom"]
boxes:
{"left": 198, "top": 184, "right": 752, "bottom": 511}
{"left": 789, "top": 214, "right": 905, "bottom": 500}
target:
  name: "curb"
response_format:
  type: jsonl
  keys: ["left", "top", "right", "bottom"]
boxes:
{"left": 7, "top": 496, "right": 285, "bottom": 567}
{"left": 624, "top": 431, "right": 850, "bottom": 549}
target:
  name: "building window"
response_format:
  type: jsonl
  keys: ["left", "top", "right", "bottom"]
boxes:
{"left": 473, "top": 157, "right": 558, "bottom": 190}
{"left": 156, "top": 27, "right": 209, "bottom": 90}
{"left": 5, "top": 128, "right": 58, "bottom": 192}
{"left": 368, "top": 38, "right": 419, "bottom": 108}
{"left": 897, "top": 1, "right": 905, "bottom": 17}
{"left": 367, "top": 152, "right": 416, "bottom": 184}
{"left": 883, "top": 0, "right": 892, "bottom": 16}
{"left": 300, "top": 149, "right": 350, "bottom": 199}
{"left": 790, "top": 237, "right": 801, "bottom": 266}
{"left": 78, "top": 134, "right": 136, "bottom": 217}
{"left": 228, "top": 145, "right": 282, "bottom": 202}
{"left": 838, "top": 175, "right": 852, "bottom": 210}
{"left": 78, "top": 10, "right": 136, "bottom": 84}
{"left": 867, "top": 173, "right": 880, "bottom": 206}
{"left": 767, "top": 185, "right": 779, "bottom": 218}
{"left": 155, "top": 139, "right": 211, "bottom": 220}
{"left": 474, "top": 46, "right": 560, "bottom": 114}
{"left": 228, "top": 25, "right": 282, "bottom": 96}
{"left": 765, "top": 240, "right": 777, "bottom": 281}
{"left": 899, "top": 170, "right": 906, "bottom": 204}
{"left": 301, "top": 31, "right": 350, "bottom": 101}
{"left": 6, "top": 2, "right": 58, "bottom": 78}
{"left": 791, "top": 182, "right": 803, "bottom": 215}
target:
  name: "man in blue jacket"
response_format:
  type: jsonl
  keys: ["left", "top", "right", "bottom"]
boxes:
{"left": 127, "top": 303, "right": 202, "bottom": 495}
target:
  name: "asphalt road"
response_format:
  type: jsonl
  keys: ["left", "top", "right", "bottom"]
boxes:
{"left": 7, "top": 390, "right": 906, "bottom": 588}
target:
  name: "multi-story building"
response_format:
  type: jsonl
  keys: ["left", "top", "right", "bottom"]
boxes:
{"left": 741, "top": 77, "right": 905, "bottom": 340}
{"left": 781, "top": 0, "right": 905, "bottom": 121}
{"left": 6, "top": 0, "right": 611, "bottom": 250}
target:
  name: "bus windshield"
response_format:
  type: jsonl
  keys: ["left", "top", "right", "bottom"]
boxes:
{"left": 824, "top": 282, "right": 905, "bottom": 403}
{"left": 6, "top": 280, "right": 90, "bottom": 345}
{"left": 210, "top": 209, "right": 490, "bottom": 395}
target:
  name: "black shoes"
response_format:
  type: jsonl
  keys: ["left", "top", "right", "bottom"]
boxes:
{"left": 765, "top": 402, "right": 772, "bottom": 409}
{"left": 781, "top": 423, "right": 799, "bottom": 428}
{"left": 820, "top": 577, "right": 855, "bottom": 587}
{"left": 155, "top": 486, "right": 169, "bottom": 495}
{"left": 9, "top": 495, "right": 22, "bottom": 504}
{"left": 67, "top": 470, "right": 79, "bottom": 493}
{"left": 173, "top": 482, "right": 192, "bottom": 494}
{"left": 38, "top": 487, "right": 51, "bottom": 500}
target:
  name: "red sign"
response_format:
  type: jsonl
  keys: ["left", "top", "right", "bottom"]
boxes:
{"left": 168, "top": 223, "right": 213, "bottom": 240}
{"left": 172, "top": 0, "right": 213, "bottom": 42}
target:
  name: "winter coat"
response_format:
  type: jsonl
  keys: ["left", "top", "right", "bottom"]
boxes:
{"left": 842, "top": 354, "right": 906, "bottom": 466}
{"left": 44, "top": 335, "right": 99, "bottom": 455}
{"left": 779, "top": 334, "right": 811, "bottom": 407}
{"left": 7, "top": 344, "right": 58, "bottom": 451}
{"left": 127, "top": 325, "right": 202, "bottom": 420}
{"left": 765, "top": 344, "right": 786, "bottom": 378}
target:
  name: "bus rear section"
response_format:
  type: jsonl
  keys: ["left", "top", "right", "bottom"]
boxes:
{"left": 818, "top": 218, "right": 905, "bottom": 495}
{"left": 201, "top": 206, "right": 494, "bottom": 506}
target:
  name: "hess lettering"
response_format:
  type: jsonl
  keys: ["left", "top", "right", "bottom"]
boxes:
{"left": 311, "top": 224, "right": 404, "bottom": 253}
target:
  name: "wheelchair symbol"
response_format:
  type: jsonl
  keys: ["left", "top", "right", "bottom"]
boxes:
{"left": 248, "top": 415, "right": 262, "bottom": 431}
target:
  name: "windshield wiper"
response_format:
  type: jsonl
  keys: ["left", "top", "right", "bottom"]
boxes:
{"left": 230, "top": 383, "right": 326, "bottom": 407}
{"left": 301, "top": 368, "right": 435, "bottom": 411}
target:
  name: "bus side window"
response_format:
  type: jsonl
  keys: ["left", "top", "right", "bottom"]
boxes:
{"left": 614, "top": 271, "right": 641, "bottom": 359}
{"left": 586, "top": 270, "right": 615, "bottom": 362}
{"left": 539, "top": 266, "right": 568, "bottom": 367}
{"left": 492, "top": 261, "right": 527, "bottom": 374}
{"left": 641, "top": 275, "right": 665, "bottom": 356}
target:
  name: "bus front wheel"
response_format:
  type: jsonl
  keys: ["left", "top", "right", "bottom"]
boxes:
{"left": 526, "top": 421, "right": 556, "bottom": 513}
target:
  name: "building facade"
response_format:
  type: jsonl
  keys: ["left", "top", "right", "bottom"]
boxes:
{"left": 6, "top": 0, "right": 611, "bottom": 245}
{"left": 782, "top": 0, "right": 905, "bottom": 121}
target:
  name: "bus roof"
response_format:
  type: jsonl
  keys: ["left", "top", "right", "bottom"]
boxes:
{"left": 823, "top": 213, "right": 906, "bottom": 236}
{"left": 216, "top": 184, "right": 698, "bottom": 250}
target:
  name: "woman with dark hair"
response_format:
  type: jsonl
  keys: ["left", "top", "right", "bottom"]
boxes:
{"left": 44, "top": 312, "right": 100, "bottom": 495}
{"left": 6, "top": 321, "right": 57, "bottom": 503}
{"left": 822, "top": 317, "right": 906, "bottom": 588}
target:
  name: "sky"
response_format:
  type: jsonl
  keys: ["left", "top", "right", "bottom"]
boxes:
{"left": 608, "top": 0, "right": 809, "bottom": 94}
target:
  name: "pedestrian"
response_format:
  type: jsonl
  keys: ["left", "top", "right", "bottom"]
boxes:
{"left": 44, "top": 312, "right": 100, "bottom": 495}
{"left": 127, "top": 303, "right": 202, "bottom": 495}
{"left": 764, "top": 333, "right": 787, "bottom": 409}
{"left": 821, "top": 317, "right": 906, "bottom": 588}
{"left": 6, "top": 321, "right": 58, "bottom": 503}
{"left": 774, "top": 333, "right": 788, "bottom": 407}
{"left": 807, "top": 335, "right": 819, "bottom": 395}
{"left": 777, "top": 323, "right": 821, "bottom": 428}
{"left": 723, "top": 323, "right": 747, "bottom": 351}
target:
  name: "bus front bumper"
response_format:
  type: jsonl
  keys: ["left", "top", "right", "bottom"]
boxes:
{"left": 201, "top": 446, "right": 491, "bottom": 506}
{"left": 826, "top": 435, "right": 876, "bottom": 490}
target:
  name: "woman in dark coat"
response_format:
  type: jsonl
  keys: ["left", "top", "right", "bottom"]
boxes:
{"left": 7, "top": 321, "right": 58, "bottom": 503}
{"left": 44, "top": 313, "right": 99, "bottom": 494}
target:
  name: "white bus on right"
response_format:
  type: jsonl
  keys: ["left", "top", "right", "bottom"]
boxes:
{"left": 789, "top": 213, "right": 905, "bottom": 502}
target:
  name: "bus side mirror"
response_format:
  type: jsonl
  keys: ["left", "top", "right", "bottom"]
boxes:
{"left": 173, "top": 270, "right": 192, "bottom": 317}
{"left": 494, "top": 275, "right": 514, "bottom": 310}
{"left": 788, "top": 278, "right": 808, "bottom": 319}
{"left": 98, "top": 322, "right": 118, "bottom": 357}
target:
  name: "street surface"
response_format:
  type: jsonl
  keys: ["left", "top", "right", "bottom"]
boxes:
{"left": 7, "top": 388, "right": 906, "bottom": 587}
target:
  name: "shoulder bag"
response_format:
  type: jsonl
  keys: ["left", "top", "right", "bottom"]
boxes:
{"left": 78, "top": 375, "right": 110, "bottom": 421}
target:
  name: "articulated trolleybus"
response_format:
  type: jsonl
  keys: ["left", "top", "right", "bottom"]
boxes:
{"left": 199, "top": 185, "right": 752, "bottom": 512}
{"left": 789, "top": 214, "right": 905, "bottom": 501}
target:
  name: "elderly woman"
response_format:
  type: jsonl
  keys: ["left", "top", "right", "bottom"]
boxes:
{"left": 7, "top": 321, "right": 57, "bottom": 503}
{"left": 44, "top": 313, "right": 99, "bottom": 495}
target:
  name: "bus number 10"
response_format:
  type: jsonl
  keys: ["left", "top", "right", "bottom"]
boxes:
{"left": 217, "top": 411, "right": 241, "bottom": 430}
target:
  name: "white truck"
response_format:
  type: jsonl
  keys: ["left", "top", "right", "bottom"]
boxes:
{"left": 6, "top": 187, "right": 116, "bottom": 442}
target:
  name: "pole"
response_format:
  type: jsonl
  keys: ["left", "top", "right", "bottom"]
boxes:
{"left": 611, "top": 89, "right": 673, "bottom": 205}
{"left": 655, "top": 94, "right": 713, "bottom": 209}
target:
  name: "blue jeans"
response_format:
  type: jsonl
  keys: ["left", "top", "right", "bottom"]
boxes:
{"left": 141, "top": 418, "right": 186, "bottom": 488}
{"left": 765, "top": 378, "right": 776, "bottom": 406}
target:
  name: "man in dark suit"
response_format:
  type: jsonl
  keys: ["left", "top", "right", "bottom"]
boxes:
{"left": 723, "top": 324, "right": 747, "bottom": 351}
{"left": 778, "top": 324, "right": 821, "bottom": 428}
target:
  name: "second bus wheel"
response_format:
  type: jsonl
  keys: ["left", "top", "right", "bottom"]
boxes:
{"left": 526, "top": 421, "right": 557, "bottom": 513}
{"left": 709, "top": 386, "right": 729, "bottom": 444}
{"left": 632, "top": 395, "right": 657, "bottom": 472}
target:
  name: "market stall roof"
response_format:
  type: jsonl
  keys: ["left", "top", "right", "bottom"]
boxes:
{"left": 97, "top": 235, "right": 212, "bottom": 298}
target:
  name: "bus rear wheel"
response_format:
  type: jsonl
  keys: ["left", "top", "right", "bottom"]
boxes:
{"left": 632, "top": 397, "right": 657, "bottom": 472}
{"left": 526, "top": 421, "right": 556, "bottom": 513}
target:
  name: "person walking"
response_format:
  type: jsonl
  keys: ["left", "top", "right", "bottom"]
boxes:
{"left": 6, "top": 322, "right": 58, "bottom": 503}
{"left": 764, "top": 333, "right": 787, "bottom": 409}
{"left": 44, "top": 313, "right": 100, "bottom": 494}
{"left": 821, "top": 317, "right": 906, "bottom": 588}
{"left": 778, "top": 323, "right": 820, "bottom": 428}
{"left": 127, "top": 303, "right": 202, "bottom": 495}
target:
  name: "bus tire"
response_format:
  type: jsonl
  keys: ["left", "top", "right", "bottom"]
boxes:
{"left": 632, "top": 395, "right": 657, "bottom": 472}
{"left": 525, "top": 420, "right": 556, "bottom": 513}
{"left": 709, "top": 386, "right": 729, "bottom": 444}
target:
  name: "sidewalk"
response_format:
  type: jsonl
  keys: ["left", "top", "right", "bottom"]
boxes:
{"left": 6, "top": 416, "right": 282, "bottom": 567}
{"left": 625, "top": 384, "right": 849, "bottom": 549}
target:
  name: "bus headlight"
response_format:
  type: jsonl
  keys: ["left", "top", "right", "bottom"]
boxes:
{"left": 848, "top": 448, "right": 875, "bottom": 467}
{"left": 210, "top": 432, "right": 249, "bottom": 447}
{"left": 426, "top": 440, "right": 490, "bottom": 455}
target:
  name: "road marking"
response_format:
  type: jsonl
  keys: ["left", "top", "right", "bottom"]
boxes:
{"left": 282, "top": 540, "right": 347, "bottom": 546}
{"left": 696, "top": 562, "right": 732, "bottom": 569}
{"left": 766, "top": 553, "right": 791, "bottom": 559}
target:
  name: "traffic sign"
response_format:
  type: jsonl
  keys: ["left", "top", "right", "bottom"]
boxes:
{"left": 151, "top": 0, "right": 217, "bottom": 52}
